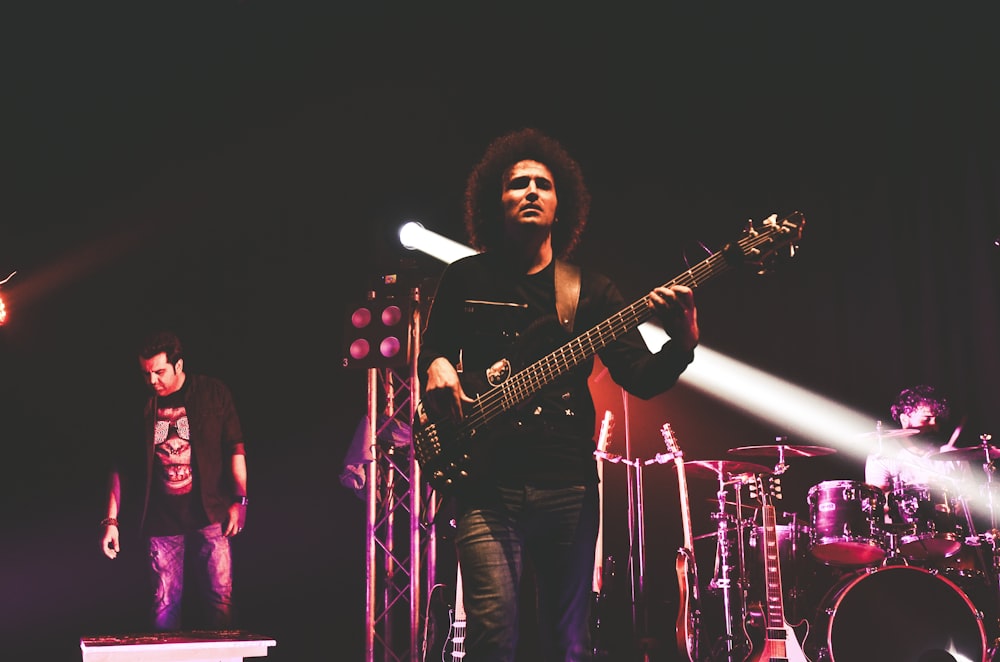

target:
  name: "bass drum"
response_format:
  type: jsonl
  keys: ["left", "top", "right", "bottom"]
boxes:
{"left": 807, "top": 565, "right": 987, "bottom": 662}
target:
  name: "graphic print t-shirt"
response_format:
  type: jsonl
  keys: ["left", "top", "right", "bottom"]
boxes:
{"left": 146, "top": 382, "right": 210, "bottom": 535}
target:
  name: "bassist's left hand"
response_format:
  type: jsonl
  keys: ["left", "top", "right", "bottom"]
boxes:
{"left": 648, "top": 285, "right": 699, "bottom": 352}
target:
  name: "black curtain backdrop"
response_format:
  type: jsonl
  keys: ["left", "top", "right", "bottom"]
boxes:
{"left": 2, "top": 5, "right": 999, "bottom": 661}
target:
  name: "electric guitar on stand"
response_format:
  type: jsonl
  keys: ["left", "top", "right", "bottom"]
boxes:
{"left": 744, "top": 475, "right": 810, "bottom": 662}
{"left": 591, "top": 410, "right": 615, "bottom": 658}
{"left": 661, "top": 422, "right": 703, "bottom": 662}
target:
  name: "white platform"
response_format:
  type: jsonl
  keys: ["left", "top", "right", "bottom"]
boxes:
{"left": 80, "top": 630, "right": 276, "bottom": 662}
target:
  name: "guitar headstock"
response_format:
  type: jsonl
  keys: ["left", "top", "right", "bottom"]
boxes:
{"left": 725, "top": 211, "right": 805, "bottom": 276}
{"left": 596, "top": 411, "right": 615, "bottom": 454}
{"left": 749, "top": 473, "right": 782, "bottom": 506}
{"left": 660, "top": 422, "right": 679, "bottom": 455}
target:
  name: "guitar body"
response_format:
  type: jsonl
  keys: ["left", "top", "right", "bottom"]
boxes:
{"left": 590, "top": 554, "right": 615, "bottom": 659}
{"left": 675, "top": 548, "right": 700, "bottom": 661}
{"left": 414, "top": 316, "right": 580, "bottom": 488}
{"left": 414, "top": 213, "right": 805, "bottom": 493}
{"left": 744, "top": 618, "right": 810, "bottom": 662}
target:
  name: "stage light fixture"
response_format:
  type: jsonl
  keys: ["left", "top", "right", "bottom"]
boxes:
{"left": 0, "top": 270, "right": 15, "bottom": 327}
{"left": 398, "top": 221, "right": 476, "bottom": 263}
{"left": 342, "top": 275, "right": 414, "bottom": 370}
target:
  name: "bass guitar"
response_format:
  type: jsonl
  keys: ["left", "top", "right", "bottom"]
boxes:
{"left": 661, "top": 422, "right": 702, "bottom": 662}
{"left": 413, "top": 212, "right": 805, "bottom": 493}
{"left": 744, "top": 474, "right": 811, "bottom": 662}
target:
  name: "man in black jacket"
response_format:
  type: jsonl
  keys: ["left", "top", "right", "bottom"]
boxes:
{"left": 100, "top": 330, "right": 248, "bottom": 631}
{"left": 417, "top": 128, "right": 699, "bottom": 661}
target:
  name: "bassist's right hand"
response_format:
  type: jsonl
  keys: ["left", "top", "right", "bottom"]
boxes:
{"left": 424, "top": 358, "right": 474, "bottom": 421}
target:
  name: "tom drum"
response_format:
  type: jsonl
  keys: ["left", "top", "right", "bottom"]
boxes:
{"left": 889, "top": 483, "right": 964, "bottom": 561}
{"left": 807, "top": 480, "right": 886, "bottom": 566}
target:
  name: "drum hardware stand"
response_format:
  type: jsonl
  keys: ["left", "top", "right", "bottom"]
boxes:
{"left": 875, "top": 419, "right": 887, "bottom": 455}
{"left": 973, "top": 433, "right": 1000, "bottom": 654}
{"left": 881, "top": 478, "right": 910, "bottom": 568}
{"left": 782, "top": 510, "right": 809, "bottom": 621}
{"left": 706, "top": 472, "right": 755, "bottom": 661}
{"left": 770, "top": 436, "right": 791, "bottom": 477}
{"left": 880, "top": 528, "right": 910, "bottom": 567}
{"left": 978, "top": 433, "right": 998, "bottom": 532}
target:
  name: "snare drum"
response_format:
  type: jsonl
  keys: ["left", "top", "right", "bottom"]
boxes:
{"left": 807, "top": 480, "right": 886, "bottom": 566}
{"left": 889, "top": 482, "right": 964, "bottom": 560}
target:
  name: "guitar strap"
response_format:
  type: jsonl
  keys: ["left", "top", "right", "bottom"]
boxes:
{"left": 554, "top": 259, "right": 581, "bottom": 334}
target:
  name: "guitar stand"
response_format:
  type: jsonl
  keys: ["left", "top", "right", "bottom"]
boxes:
{"left": 600, "top": 451, "right": 656, "bottom": 653}
{"left": 607, "top": 445, "right": 703, "bottom": 660}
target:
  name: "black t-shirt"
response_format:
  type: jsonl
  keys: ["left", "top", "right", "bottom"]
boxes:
{"left": 145, "top": 380, "right": 210, "bottom": 536}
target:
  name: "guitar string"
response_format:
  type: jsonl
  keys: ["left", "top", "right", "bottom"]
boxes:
{"left": 458, "top": 223, "right": 794, "bottom": 433}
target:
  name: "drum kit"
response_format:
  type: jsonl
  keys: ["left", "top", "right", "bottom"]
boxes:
{"left": 689, "top": 433, "right": 1000, "bottom": 662}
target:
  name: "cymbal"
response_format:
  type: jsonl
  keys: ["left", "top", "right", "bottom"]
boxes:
{"left": 728, "top": 444, "right": 837, "bottom": 458}
{"left": 926, "top": 445, "right": 1000, "bottom": 462}
{"left": 857, "top": 428, "right": 920, "bottom": 439}
{"left": 684, "top": 460, "right": 773, "bottom": 479}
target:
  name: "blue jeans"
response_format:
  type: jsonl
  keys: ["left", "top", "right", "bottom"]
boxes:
{"left": 147, "top": 523, "right": 233, "bottom": 631}
{"left": 455, "top": 483, "right": 599, "bottom": 662}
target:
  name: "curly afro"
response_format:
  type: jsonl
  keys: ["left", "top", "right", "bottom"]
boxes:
{"left": 463, "top": 128, "right": 590, "bottom": 259}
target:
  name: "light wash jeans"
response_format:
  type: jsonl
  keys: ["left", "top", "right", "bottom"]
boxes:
{"left": 147, "top": 522, "right": 233, "bottom": 631}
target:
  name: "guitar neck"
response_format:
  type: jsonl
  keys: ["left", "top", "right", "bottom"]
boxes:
{"left": 447, "top": 562, "right": 466, "bottom": 660}
{"left": 761, "top": 504, "right": 786, "bottom": 628}
{"left": 456, "top": 218, "right": 801, "bottom": 437}
{"left": 413, "top": 213, "right": 804, "bottom": 493}
{"left": 749, "top": 487, "right": 812, "bottom": 662}
{"left": 677, "top": 458, "right": 694, "bottom": 551}
{"left": 594, "top": 411, "right": 613, "bottom": 594}
{"left": 454, "top": 562, "right": 465, "bottom": 623}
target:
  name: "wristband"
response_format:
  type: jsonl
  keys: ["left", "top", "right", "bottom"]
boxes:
{"left": 233, "top": 496, "right": 249, "bottom": 506}
{"left": 101, "top": 517, "right": 119, "bottom": 528}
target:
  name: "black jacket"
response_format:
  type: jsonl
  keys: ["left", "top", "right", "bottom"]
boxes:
{"left": 418, "top": 253, "right": 693, "bottom": 486}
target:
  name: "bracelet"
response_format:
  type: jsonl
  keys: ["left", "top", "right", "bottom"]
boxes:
{"left": 100, "top": 517, "right": 119, "bottom": 528}
{"left": 233, "top": 496, "right": 249, "bottom": 506}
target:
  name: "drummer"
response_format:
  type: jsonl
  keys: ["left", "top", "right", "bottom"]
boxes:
{"left": 864, "top": 384, "right": 970, "bottom": 527}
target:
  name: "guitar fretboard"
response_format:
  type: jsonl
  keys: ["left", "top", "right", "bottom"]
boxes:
{"left": 762, "top": 504, "right": 786, "bottom": 629}
{"left": 458, "top": 221, "right": 797, "bottom": 438}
